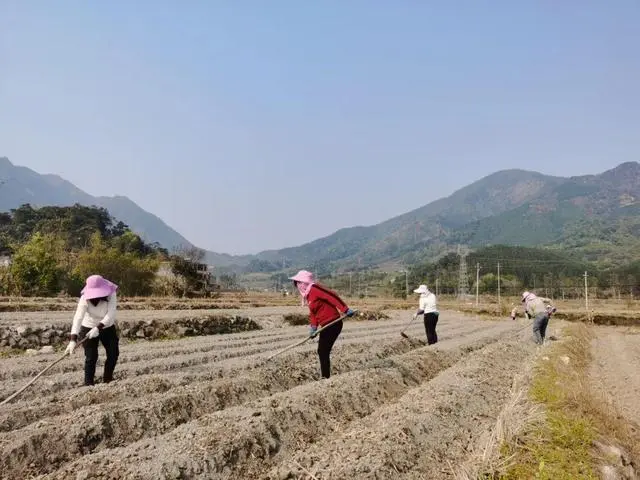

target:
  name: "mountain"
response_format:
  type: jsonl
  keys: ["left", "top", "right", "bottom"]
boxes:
{"left": 452, "top": 162, "right": 640, "bottom": 265}
{"left": 249, "top": 169, "right": 566, "bottom": 270}
{"left": 2, "top": 155, "right": 637, "bottom": 272}
{"left": 0, "top": 156, "right": 230, "bottom": 261}
{"left": 248, "top": 162, "right": 640, "bottom": 271}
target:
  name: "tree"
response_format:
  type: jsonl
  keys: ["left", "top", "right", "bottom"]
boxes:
{"left": 0, "top": 204, "right": 167, "bottom": 297}
{"left": 170, "top": 245, "right": 207, "bottom": 296}
{"left": 73, "top": 233, "right": 160, "bottom": 296}
{"left": 245, "top": 259, "right": 278, "bottom": 273}
{"left": 8, "top": 233, "right": 68, "bottom": 296}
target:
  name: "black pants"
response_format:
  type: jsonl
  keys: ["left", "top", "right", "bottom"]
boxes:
{"left": 424, "top": 312, "right": 439, "bottom": 345}
{"left": 79, "top": 325, "right": 119, "bottom": 386}
{"left": 317, "top": 320, "right": 343, "bottom": 379}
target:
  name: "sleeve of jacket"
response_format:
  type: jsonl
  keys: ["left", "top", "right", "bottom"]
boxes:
{"left": 99, "top": 294, "right": 117, "bottom": 329}
{"left": 71, "top": 298, "right": 87, "bottom": 337}
{"left": 311, "top": 285, "right": 349, "bottom": 314}
{"left": 418, "top": 296, "right": 428, "bottom": 312}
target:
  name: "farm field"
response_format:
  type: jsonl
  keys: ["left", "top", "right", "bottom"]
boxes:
{"left": 0, "top": 306, "right": 638, "bottom": 479}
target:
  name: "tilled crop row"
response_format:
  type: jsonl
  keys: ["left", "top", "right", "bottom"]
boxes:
{"left": 1, "top": 316, "right": 418, "bottom": 381}
{"left": 39, "top": 322, "right": 521, "bottom": 479}
{"left": 0, "top": 320, "right": 491, "bottom": 436}
{"left": 0, "top": 319, "right": 487, "bottom": 409}
{"left": 1, "top": 313, "right": 479, "bottom": 381}
{"left": 1, "top": 336, "right": 416, "bottom": 476}
{"left": 0, "top": 321, "right": 503, "bottom": 476}
{"left": 270, "top": 337, "right": 535, "bottom": 479}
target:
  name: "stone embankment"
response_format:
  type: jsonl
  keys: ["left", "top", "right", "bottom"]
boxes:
{"left": 0, "top": 315, "right": 261, "bottom": 351}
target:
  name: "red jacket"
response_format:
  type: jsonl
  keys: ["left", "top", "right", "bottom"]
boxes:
{"left": 307, "top": 284, "right": 350, "bottom": 328}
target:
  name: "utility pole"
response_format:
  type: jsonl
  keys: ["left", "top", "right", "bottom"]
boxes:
{"left": 584, "top": 271, "right": 590, "bottom": 322}
{"left": 405, "top": 270, "right": 409, "bottom": 297}
{"left": 475, "top": 263, "right": 480, "bottom": 307}
{"left": 435, "top": 277, "right": 439, "bottom": 296}
{"left": 349, "top": 272, "right": 353, "bottom": 296}
{"left": 497, "top": 262, "right": 501, "bottom": 310}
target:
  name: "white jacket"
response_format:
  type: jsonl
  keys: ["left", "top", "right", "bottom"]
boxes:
{"left": 71, "top": 294, "right": 117, "bottom": 335}
{"left": 418, "top": 292, "right": 438, "bottom": 314}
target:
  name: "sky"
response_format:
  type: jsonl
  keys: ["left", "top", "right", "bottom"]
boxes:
{"left": 1, "top": 1, "right": 639, "bottom": 254}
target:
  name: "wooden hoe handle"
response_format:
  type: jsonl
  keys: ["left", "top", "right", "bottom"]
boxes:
{"left": 0, "top": 336, "right": 89, "bottom": 406}
{"left": 266, "top": 310, "right": 358, "bottom": 361}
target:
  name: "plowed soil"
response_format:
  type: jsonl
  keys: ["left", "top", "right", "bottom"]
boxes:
{"left": 2, "top": 308, "right": 624, "bottom": 479}
{"left": 590, "top": 326, "right": 640, "bottom": 428}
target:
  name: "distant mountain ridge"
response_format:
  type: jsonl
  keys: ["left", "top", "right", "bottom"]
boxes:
{"left": 247, "top": 162, "right": 640, "bottom": 270}
{"left": 0, "top": 157, "right": 220, "bottom": 261}
{"left": 1, "top": 156, "right": 638, "bottom": 270}
{"left": 249, "top": 169, "right": 567, "bottom": 270}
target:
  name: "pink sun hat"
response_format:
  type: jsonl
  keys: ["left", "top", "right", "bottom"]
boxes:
{"left": 81, "top": 275, "right": 118, "bottom": 300}
{"left": 288, "top": 270, "right": 315, "bottom": 284}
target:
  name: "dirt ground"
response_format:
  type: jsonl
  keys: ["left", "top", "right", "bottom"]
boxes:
{"left": 590, "top": 326, "right": 640, "bottom": 429}
{"left": 0, "top": 306, "right": 635, "bottom": 479}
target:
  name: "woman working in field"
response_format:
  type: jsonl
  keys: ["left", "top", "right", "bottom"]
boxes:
{"left": 289, "top": 270, "right": 355, "bottom": 379}
{"left": 412, "top": 284, "right": 440, "bottom": 345}
{"left": 511, "top": 290, "right": 556, "bottom": 345}
{"left": 65, "top": 275, "right": 120, "bottom": 386}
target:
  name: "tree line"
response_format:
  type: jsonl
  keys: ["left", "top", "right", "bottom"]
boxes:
{"left": 0, "top": 204, "right": 227, "bottom": 297}
{"left": 395, "top": 245, "right": 640, "bottom": 299}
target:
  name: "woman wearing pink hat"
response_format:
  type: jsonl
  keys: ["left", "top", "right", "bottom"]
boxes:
{"left": 289, "top": 270, "right": 355, "bottom": 379}
{"left": 65, "top": 275, "right": 120, "bottom": 386}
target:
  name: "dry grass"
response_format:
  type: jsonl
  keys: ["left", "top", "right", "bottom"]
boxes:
{"left": 480, "top": 323, "right": 639, "bottom": 480}
{"left": 283, "top": 314, "right": 309, "bottom": 326}
{"left": 282, "top": 309, "right": 390, "bottom": 327}
{"left": 456, "top": 357, "right": 543, "bottom": 479}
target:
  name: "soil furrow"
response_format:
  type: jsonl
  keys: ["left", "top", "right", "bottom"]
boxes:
{"left": 269, "top": 336, "right": 535, "bottom": 479}
{"left": 0, "top": 336, "right": 426, "bottom": 474}
{"left": 38, "top": 322, "right": 517, "bottom": 480}
{"left": 1, "top": 317, "right": 430, "bottom": 381}
{"left": 0, "top": 318, "right": 482, "bottom": 405}
{"left": 0, "top": 321, "right": 500, "bottom": 472}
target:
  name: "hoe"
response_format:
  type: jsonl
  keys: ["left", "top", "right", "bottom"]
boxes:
{"left": 0, "top": 336, "right": 90, "bottom": 406}
{"left": 399, "top": 314, "right": 417, "bottom": 339}
{"left": 266, "top": 310, "right": 358, "bottom": 361}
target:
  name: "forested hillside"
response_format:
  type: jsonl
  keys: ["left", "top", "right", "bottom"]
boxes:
{"left": 0, "top": 204, "right": 167, "bottom": 296}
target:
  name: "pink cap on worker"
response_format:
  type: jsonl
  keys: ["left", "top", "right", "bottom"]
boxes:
{"left": 81, "top": 275, "right": 118, "bottom": 300}
{"left": 288, "top": 270, "right": 315, "bottom": 284}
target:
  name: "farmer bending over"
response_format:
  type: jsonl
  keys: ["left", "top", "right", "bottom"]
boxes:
{"left": 511, "top": 291, "right": 556, "bottom": 345}
{"left": 289, "top": 270, "right": 354, "bottom": 379}
{"left": 65, "top": 275, "right": 120, "bottom": 386}
{"left": 413, "top": 284, "right": 439, "bottom": 345}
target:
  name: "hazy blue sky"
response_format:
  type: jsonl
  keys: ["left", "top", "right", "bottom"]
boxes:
{"left": 1, "top": 2, "right": 639, "bottom": 254}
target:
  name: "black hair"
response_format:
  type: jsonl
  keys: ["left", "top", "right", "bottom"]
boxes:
{"left": 89, "top": 296, "right": 109, "bottom": 307}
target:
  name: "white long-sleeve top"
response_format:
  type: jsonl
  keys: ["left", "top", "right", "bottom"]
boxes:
{"left": 418, "top": 292, "right": 438, "bottom": 314}
{"left": 71, "top": 294, "right": 117, "bottom": 335}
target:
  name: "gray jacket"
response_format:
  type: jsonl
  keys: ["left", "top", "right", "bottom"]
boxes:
{"left": 511, "top": 293, "right": 554, "bottom": 319}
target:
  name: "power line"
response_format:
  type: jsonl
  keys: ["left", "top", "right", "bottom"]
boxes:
{"left": 457, "top": 245, "right": 470, "bottom": 299}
